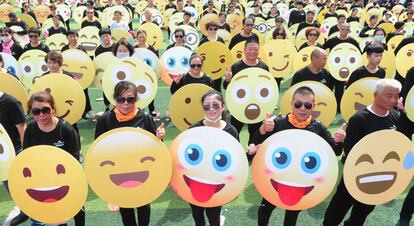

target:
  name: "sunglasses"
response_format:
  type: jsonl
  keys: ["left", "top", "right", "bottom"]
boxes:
{"left": 203, "top": 102, "right": 221, "bottom": 111}
{"left": 276, "top": 20, "right": 283, "bottom": 23}
{"left": 115, "top": 96, "right": 137, "bottom": 104}
{"left": 175, "top": 35, "right": 184, "bottom": 38}
{"left": 190, "top": 64, "right": 202, "bottom": 68}
{"left": 31, "top": 107, "right": 51, "bottom": 116}
{"left": 276, "top": 33, "right": 285, "bottom": 36}
{"left": 208, "top": 27, "right": 218, "bottom": 31}
{"left": 294, "top": 100, "right": 313, "bottom": 110}
{"left": 245, "top": 24, "right": 254, "bottom": 27}
{"left": 29, "top": 34, "right": 39, "bottom": 38}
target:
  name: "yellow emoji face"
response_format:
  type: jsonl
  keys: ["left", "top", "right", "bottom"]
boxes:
{"left": 230, "top": 41, "right": 267, "bottom": 64}
{"left": 362, "top": 50, "right": 396, "bottom": 79}
{"left": 344, "top": 130, "right": 414, "bottom": 205}
{"left": 46, "top": 34, "right": 68, "bottom": 52}
{"left": 171, "top": 25, "right": 199, "bottom": 50}
{"left": 340, "top": 77, "right": 379, "bottom": 122}
{"left": 0, "top": 123, "right": 16, "bottom": 181}
{"left": 320, "top": 17, "right": 337, "bottom": 38}
{"left": 85, "top": 127, "right": 172, "bottom": 207}
{"left": 93, "top": 52, "right": 118, "bottom": 91}
{"left": 263, "top": 40, "right": 296, "bottom": 79}
{"left": 254, "top": 17, "right": 268, "bottom": 35}
{"left": 387, "top": 35, "right": 404, "bottom": 53}
{"left": 61, "top": 49, "right": 95, "bottom": 89}
{"left": 170, "top": 126, "right": 248, "bottom": 207}
{"left": 0, "top": 3, "right": 14, "bottom": 22}
{"left": 110, "top": 28, "right": 135, "bottom": 46}
{"left": 404, "top": 86, "right": 414, "bottom": 122}
{"left": 102, "top": 57, "right": 158, "bottom": 109}
{"left": 132, "top": 48, "right": 162, "bottom": 79}
{"left": 225, "top": 68, "right": 279, "bottom": 124}
{"left": 139, "top": 8, "right": 164, "bottom": 26}
{"left": 140, "top": 22, "right": 164, "bottom": 50}
{"left": 78, "top": 26, "right": 100, "bottom": 57}
{"left": 169, "top": 84, "right": 213, "bottom": 131}
{"left": 72, "top": 6, "right": 86, "bottom": 24}
{"left": 8, "top": 145, "right": 88, "bottom": 224}
{"left": 293, "top": 46, "right": 317, "bottom": 73}
{"left": 217, "top": 29, "right": 232, "bottom": 47}
{"left": 29, "top": 73, "right": 86, "bottom": 124}
{"left": 348, "top": 21, "right": 363, "bottom": 42}
{"left": 163, "top": 8, "right": 175, "bottom": 27}
{"left": 18, "top": 50, "right": 48, "bottom": 90}
{"left": 327, "top": 43, "right": 362, "bottom": 81}
{"left": 396, "top": 43, "right": 414, "bottom": 78}
{"left": 252, "top": 129, "right": 339, "bottom": 210}
{"left": 160, "top": 46, "right": 192, "bottom": 86}
{"left": 34, "top": 4, "right": 51, "bottom": 24}
{"left": 168, "top": 12, "right": 184, "bottom": 32}
{"left": 280, "top": 81, "right": 337, "bottom": 127}
{"left": 226, "top": 13, "right": 243, "bottom": 36}
{"left": 0, "top": 52, "right": 21, "bottom": 79}
{"left": 196, "top": 41, "right": 233, "bottom": 80}
{"left": 199, "top": 13, "right": 219, "bottom": 36}
{"left": 0, "top": 72, "right": 29, "bottom": 113}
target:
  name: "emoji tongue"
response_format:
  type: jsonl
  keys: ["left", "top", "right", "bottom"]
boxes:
{"left": 44, "top": 198, "right": 58, "bottom": 203}
{"left": 119, "top": 181, "right": 142, "bottom": 188}
{"left": 184, "top": 175, "right": 225, "bottom": 203}
{"left": 271, "top": 179, "right": 314, "bottom": 206}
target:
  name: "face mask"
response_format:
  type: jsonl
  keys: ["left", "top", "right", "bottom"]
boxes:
{"left": 374, "top": 35, "right": 384, "bottom": 42}
{"left": 2, "top": 36, "right": 11, "bottom": 43}
{"left": 116, "top": 52, "right": 129, "bottom": 58}
{"left": 204, "top": 114, "right": 221, "bottom": 123}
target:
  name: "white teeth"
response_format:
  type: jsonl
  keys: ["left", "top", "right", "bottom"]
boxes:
{"left": 31, "top": 186, "right": 62, "bottom": 191}
{"left": 359, "top": 175, "right": 394, "bottom": 184}
{"left": 247, "top": 105, "right": 258, "bottom": 110}
{"left": 274, "top": 179, "right": 311, "bottom": 187}
{"left": 186, "top": 175, "right": 221, "bottom": 185}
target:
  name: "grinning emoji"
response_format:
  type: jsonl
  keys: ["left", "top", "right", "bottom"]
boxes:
{"left": 61, "top": 49, "right": 95, "bottom": 89}
{"left": 196, "top": 41, "right": 233, "bottom": 80}
{"left": 327, "top": 43, "right": 362, "bottom": 81}
{"left": 18, "top": 50, "right": 48, "bottom": 90}
{"left": 78, "top": 26, "right": 100, "bottom": 57}
{"left": 262, "top": 39, "right": 296, "bottom": 79}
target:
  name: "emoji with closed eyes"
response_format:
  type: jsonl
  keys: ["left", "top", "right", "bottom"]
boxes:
{"left": 18, "top": 50, "right": 49, "bottom": 90}
{"left": 61, "top": 49, "right": 95, "bottom": 89}
{"left": 46, "top": 34, "right": 68, "bottom": 52}
{"left": 0, "top": 3, "right": 14, "bottom": 22}
{"left": 395, "top": 43, "right": 414, "bottom": 78}
{"left": 34, "top": 4, "right": 51, "bottom": 24}
{"left": 78, "top": 26, "right": 100, "bottom": 57}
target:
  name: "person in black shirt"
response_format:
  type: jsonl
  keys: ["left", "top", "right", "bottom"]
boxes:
{"left": 0, "top": 27, "right": 24, "bottom": 60}
{"left": 165, "top": 0, "right": 177, "bottom": 10}
{"left": 324, "top": 78, "right": 401, "bottom": 226}
{"left": 48, "top": 15, "right": 67, "bottom": 36}
{"left": 404, "top": 10, "right": 414, "bottom": 22}
{"left": 24, "top": 27, "right": 50, "bottom": 53}
{"left": 267, "top": 5, "right": 279, "bottom": 20}
{"left": 346, "top": 8, "right": 360, "bottom": 23}
{"left": 203, "top": 1, "right": 218, "bottom": 15}
{"left": 328, "top": 14, "right": 346, "bottom": 36}
{"left": 297, "top": 10, "right": 319, "bottom": 34}
{"left": 347, "top": 45, "right": 386, "bottom": 87}
{"left": 229, "top": 16, "right": 259, "bottom": 50}
{"left": 61, "top": 30, "right": 87, "bottom": 53}
{"left": 218, "top": 12, "right": 231, "bottom": 32}
{"left": 177, "top": 10, "right": 195, "bottom": 27}
{"left": 362, "top": 27, "right": 387, "bottom": 52}
{"left": 166, "top": 28, "right": 191, "bottom": 50}
{"left": 288, "top": 1, "right": 306, "bottom": 27}
{"left": 249, "top": 4, "right": 265, "bottom": 19}
{"left": 359, "top": 15, "right": 378, "bottom": 38}
{"left": 250, "top": 86, "right": 346, "bottom": 226}
{"left": 5, "top": 13, "right": 28, "bottom": 36}
{"left": 21, "top": 3, "right": 37, "bottom": 25}
{"left": 81, "top": 8, "right": 102, "bottom": 29}
{"left": 299, "top": 27, "right": 323, "bottom": 50}
{"left": 386, "top": 21, "right": 404, "bottom": 43}
{"left": 324, "top": 3, "right": 339, "bottom": 19}
{"left": 141, "top": 9, "right": 159, "bottom": 26}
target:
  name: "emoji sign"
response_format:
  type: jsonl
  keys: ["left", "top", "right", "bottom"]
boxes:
{"left": 0, "top": 72, "right": 29, "bottom": 112}
{"left": 226, "top": 68, "right": 279, "bottom": 124}
{"left": 8, "top": 145, "right": 88, "bottom": 224}
{"left": 29, "top": 74, "right": 86, "bottom": 125}
{"left": 252, "top": 129, "right": 339, "bottom": 210}
{"left": 293, "top": 46, "right": 317, "bottom": 73}
{"left": 18, "top": 50, "right": 48, "bottom": 90}
{"left": 395, "top": 43, "right": 414, "bottom": 78}
{"left": 170, "top": 25, "right": 200, "bottom": 50}
{"left": 78, "top": 26, "right": 100, "bottom": 57}
{"left": 344, "top": 130, "right": 414, "bottom": 205}
{"left": 226, "top": 13, "right": 243, "bottom": 36}
{"left": 160, "top": 47, "right": 192, "bottom": 86}
{"left": 0, "top": 52, "right": 21, "bottom": 79}
{"left": 34, "top": 4, "right": 51, "bottom": 24}
{"left": 61, "top": 49, "right": 95, "bottom": 89}
{"left": 340, "top": 77, "right": 379, "bottom": 122}
{"left": 327, "top": 43, "right": 362, "bottom": 81}
{"left": 0, "top": 3, "right": 14, "bottom": 22}
{"left": 404, "top": 86, "right": 414, "bottom": 123}
{"left": 263, "top": 40, "right": 296, "bottom": 79}
{"left": 93, "top": 52, "right": 119, "bottom": 91}
{"left": 170, "top": 127, "right": 248, "bottom": 207}
{"left": 387, "top": 35, "right": 404, "bottom": 53}
{"left": 196, "top": 41, "right": 233, "bottom": 80}
{"left": 85, "top": 127, "right": 172, "bottom": 207}
{"left": 169, "top": 84, "right": 213, "bottom": 131}
{"left": 46, "top": 34, "right": 68, "bottom": 52}
{"left": 132, "top": 48, "right": 162, "bottom": 79}
{"left": 280, "top": 81, "right": 337, "bottom": 127}
{"left": 140, "top": 22, "right": 164, "bottom": 50}
{"left": 0, "top": 123, "right": 15, "bottom": 181}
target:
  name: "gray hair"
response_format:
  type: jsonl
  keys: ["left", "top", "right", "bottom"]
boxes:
{"left": 375, "top": 79, "right": 402, "bottom": 93}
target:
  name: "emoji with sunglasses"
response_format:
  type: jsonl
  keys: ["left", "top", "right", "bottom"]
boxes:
{"left": 85, "top": 127, "right": 172, "bottom": 207}
{"left": 252, "top": 129, "right": 339, "bottom": 210}
{"left": 344, "top": 130, "right": 414, "bottom": 205}
{"left": 160, "top": 46, "right": 192, "bottom": 86}
{"left": 262, "top": 40, "right": 296, "bottom": 79}
{"left": 327, "top": 43, "right": 362, "bottom": 81}
{"left": 0, "top": 123, "right": 15, "bottom": 181}
{"left": 61, "top": 49, "right": 95, "bottom": 89}
{"left": 29, "top": 73, "right": 86, "bottom": 125}
{"left": 196, "top": 41, "right": 233, "bottom": 80}
{"left": 169, "top": 126, "right": 248, "bottom": 207}
{"left": 8, "top": 145, "right": 88, "bottom": 224}
{"left": 226, "top": 68, "right": 279, "bottom": 124}
{"left": 18, "top": 49, "right": 49, "bottom": 90}
{"left": 395, "top": 43, "right": 414, "bottom": 78}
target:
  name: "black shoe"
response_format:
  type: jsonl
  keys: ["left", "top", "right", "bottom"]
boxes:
{"left": 9, "top": 211, "right": 28, "bottom": 226}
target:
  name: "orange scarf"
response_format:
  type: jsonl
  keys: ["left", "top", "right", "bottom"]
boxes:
{"left": 288, "top": 113, "right": 312, "bottom": 129}
{"left": 114, "top": 108, "right": 138, "bottom": 122}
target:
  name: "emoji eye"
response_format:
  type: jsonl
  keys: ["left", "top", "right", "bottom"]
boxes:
{"left": 355, "top": 154, "right": 374, "bottom": 165}
{"left": 21, "top": 61, "right": 35, "bottom": 77}
{"left": 255, "top": 82, "right": 275, "bottom": 103}
{"left": 143, "top": 57, "right": 153, "bottom": 68}
{"left": 271, "top": 147, "right": 291, "bottom": 170}
{"left": 23, "top": 167, "right": 32, "bottom": 177}
{"left": 231, "top": 83, "right": 250, "bottom": 104}
{"left": 134, "top": 79, "right": 152, "bottom": 100}
{"left": 407, "top": 51, "right": 413, "bottom": 57}
{"left": 301, "top": 152, "right": 321, "bottom": 174}
{"left": 237, "top": 51, "right": 243, "bottom": 59}
{"left": 185, "top": 97, "right": 191, "bottom": 104}
{"left": 100, "top": 160, "right": 115, "bottom": 167}
{"left": 348, "top": 55, "right": 359, "bottom": 65}
{"left": 257, "top": 23, "right": 268, "bottom": 33}
{"left": 0, "top": 139, "right": 10, "bottom": 161}
{"left": 184, "top": 144, "right": 203, "bottom": 166}
{"left": 39, "top": 62, "right": 49, "bottom": 73}
{"left": 49, "top": 42, "right": 56, "bottom": 47}
{"left": 335, "top": 57, "right": 341, "bottom": 63}
{"left": 302, "top": 55, "right": 308, "bottom": 62}
{"left": 7, "top": 66, "right": 17, "bottom": 75}
{"left": 219, "top": 57, "right": 225, "bottom": 63}
{"left": 153, "top": 15, "right": 163, "bottom": 25}
{"left": 140, "top": 156, "right": 155, "bottom": 163}
{"left": 181, "top": 56, "right": 190, "bottom": 67}
{"left": 166, "top": 56, "right": 176, "bottom": 68}
{"left": 111, "top": 66, "right": 131, "bottom": 83}
{"left": 56, "top": 164, "right": 65, "bottom": 174}
{"left": 212, "top": 150, "right": 232, "bottom": 172}
{"left": 383, "top": 151, "right": 400, "bottom": 163}
{"left": 268, "top": 51, "right": 273, "bottom": 57}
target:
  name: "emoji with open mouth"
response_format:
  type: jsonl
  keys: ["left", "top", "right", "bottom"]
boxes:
{"left": 160, "top": 46, "right": 192, "bottom": 86}
{"left": 29, "top": 73, "right": 86, "bottom": 125}
{"left": 252, "top": 129, "right": 339, "bottom": 210}
{"left": 85, "top": 127, "right": 172, "bottom": 207}
{"left": 340, "top": 77, "right": 379, "bottom": 122}
{"left": 0, "top": 123, "right": 15, "bottom": 181}
{"left": 78, "top": 26, "right": 100, "bottom": 57}
{"left": 196, "top": 41, "right": 233, "bottom": 80}
{"left": 344, "top": 130, "right": 414, "bottom": 205}
{"left": 169, "top": 127, "right": 248, "bottom": 207}
{"left": 225, "top": 68, "right": 279, "bottom": 124}
{"left": 45, "top": 34, "right": 68, "bottom": 52}
{"left": 8, "top": 145, "right": 87, "bottom": 224}
{"left": 61, "top": 49, "right": 95, "bottom": 89}
{"left": 395, "top": 43, "right": 414, "bottom": 78}
{"left": 327, "top": 43, "right": 362, "bottom": 81}
{"left": 169, "top": 84, "right": 213, "bottom": 131}
{"left": 262, "top": 39, "right": 296, "bottom": 79}
{"left": 139, "top": 22, "right": 163, "bottom": 50}
{"left": 18, "top": 49, "right": 49, "bottom": 90}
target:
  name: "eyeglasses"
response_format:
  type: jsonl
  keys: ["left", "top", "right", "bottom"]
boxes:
{"left": 115, "top": 96, "right": 137, "bottom": 104}
{"left": 245, "top": 24, "right": 254, "bottom": 27}
{"left": 87, "top": 11, "right": 94, "bottom": 14}
{"left": 31, "top": 107, "right": 51, "bottom": 116}
{"left": 203, "top": 102, "right": 221, "bottom": 111}
{"left": 308, "top": 33, "right": 318, "bottom": 36}
{"left": 29, "top": 34, "right": 39, "bottom": 38}
{"left": 190, "top": 64, "right": 202, "bottom": 68}
{"left": 294, "top": 100, "right": 313, "bottom": 110}
{"left": 175, "top": 35, "right": 184, "bottom": 38}
{"left": 208, "top": 27, "right": 218, "bottom": 31}
{"left": 276, "top": 20, "right": 283, "bottom": 23}
{"left": 276, "top": 33, "right": 285, "bottom": 36}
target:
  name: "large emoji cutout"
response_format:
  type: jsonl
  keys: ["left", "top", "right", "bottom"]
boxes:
{"left": 344, "top": 130, "right": 414, "bottom": 205}
{"left": 402, "top": 22, "right": 414, "bottom": 37}
{"left": 327, "top": 43, "right": 362, "bottom": 81}
{"left": 46, "top": 34, "right": 68, "bottom": 52}
{"left": 293, "top": 46, "right": 317, "bottom": 73}
{"left": 18, "top": 49, "right": 48, "bottom": 90}
{"left": 56, "top": 3, "right": 71, "bottom": 22}
{"left": 140, "top": 22, "right": 164, "bottom": 50}
{"left": 29, "top": 74, "right": 86, "bottom": 124}
{"left": 169, "top": 12, "right": 184, "bottom": 32}
{"left": 110, "top": 28, "right": 135, "bottom": 45}
{"left": 0, "top": 3, "right": 14, "bottom": 22}
{"left": 0, "top": 52, "right": 21, "bottom": 79}
{"left": 226, "top": 13, "right": 243, "bottom": 36}
{"left": 225, "top": 68, "right": 279, "bottom": 124}
{"left": 78, "top": 26, "right": 100, "bottom": 57}
{"left": 139, "top": 8, "right": 164, "bottom": 27}
{"left": 320, "top": 17, "right": 338, "bottom": 38}
{"left": 395, "top": 43, "right": 414, "bottom": 78}
{"left": 93, "top": 52, "right": 119, "bottom": 91}
{"left": 132, "top": 48, "right": 162, "bottom": 79}
{"left": 196, "top": 41, "right": 233, "bottom": 80}
{"left": 217, "top": 29, "right": 232, "bottom": 47}
{"left": 263, "top": 39, "right": 296, "bottom": 79}
{"left": 252, "top": 129, "right": 339, "bottom": 210}
{"left": 8, "top": 145, "right": 88, "bottom": 224}
{"left": 170, "top": 127, "right": 248, "bottom": 207}
{"left": 42, "top": 18, "right": 65, "bottom": 37}
{"left": 102, "top": 5, "right": 132, "bottom": 26}
{"left": 340, "top": 77, "right": 379, "bottom": 122}
{"left": 170, "top": 25, "right": 199, "bottom": 50}
{"left": 160, "top": 46, "right": 192, "bottom": 86}
{"left": 102, "top": 57, "right": 157, "bottom": 109}
{"left": 0, "top": 72, "right": 29, "bottom": 112}
{"left": 85, "top": 127, "right": 172, "bottom": 207}
{"left": 34, "top": 4, "right": 51, "bottom": 24}
{"left": 72, "top": 5, "right": 87, "bottom": 24}
{"left": 0, "top": 123, "right": 16, "bottom": 181}
{"left": 168, "top": 84, "right": 213, "bottom": 131}
{"left": 387, "top": 35, "right": 404, "bottom": 53}
{"left": 61, "top": 49, "right": 95, "bottom": 89}
{"left": 404, "top": 85, "right": 414, "bottom": 123}
{"left": 362, "top": 50, "right": 396, "bottom": 79}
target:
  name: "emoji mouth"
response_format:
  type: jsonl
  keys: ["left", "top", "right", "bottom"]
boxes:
{"left": 354, "top": 102, "right": 366, "bottom": 111}
{"left": 32, "top": 76, "right": 40, "bottom": 84}
{"left": 183, "top": 174, "right": 225, "bottom": 202}
{"left": 183, "top": 118, "right": 192, "bottom": 126}
{"left": 169, "top": 73, "right": 179, "bottom": 80}
{"left": 311, "top": 111, "right": 320, "bottom": 119}
{"left": 211, "top": 68, "right": 222, "bottom": 74}
{"left": 270, "top": 179, "right": 314, "bottom": 206}
{"left": 26, "top": 185, "right": 69, "bottom": 203}
{"left": 110, "top": 171, "right": 149, "bottom": 188}
{"left": 244, "top": 103, "right": 261, "bottom": 120}
{"left": 356, "top": 171, "right": 397, "bottom": 194}
{"left": 339, "top": 67, "right": 350, "bottom": 78}
{"left": 80, "top": 42, "right": 97, "bottom": 51}
{"left": 59, "top": 109, "right": 70, "bottom": 118}
{"left": 69, "top": 72, "right": 84, "bottom": 80}
{"left": 272, "top": 62, "right": 289, "bottom": 72}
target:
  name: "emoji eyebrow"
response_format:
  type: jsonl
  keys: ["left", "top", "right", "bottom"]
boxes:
{"left": 333, "top": 48, "right": 343, "bottom": 52}
{"left": 124, "top": 60, "right": 136, "bottom": 67}
{"left": 354, "top": 92, "right": 363, "bottom": 98}
{"left": 348, "top": 48, "right": 358, "bottom": 52}
{"left": 140, "top": 156, "right": 156, "bottom": 163}
{"left": 100, "top": 160, "right": 115, "bottom": 167}
{"left": 144, "top": 72, "right": 155, "bottom": 83}
{"left": 383, "top": 151, "right": 400, "bottom": 162}
{"left": 20, "top": 55, "right": 31, "bottom": 60}
{"left": 235, "top": 75, "right": 248, "bottom": 81}
{"left": 317, "top": 102, "right": 327, "bottom": 106}
{"left": 219, "top": 55, "right": 225, "bottom": 58}
{"left": 355, "top": 154, "right": 374, "bottom": 165}
{"left": 258, "top": 75, "right": 270, "bottom": 80}
{"left": 80, "top": 66, "right": 87, "bottom": 69}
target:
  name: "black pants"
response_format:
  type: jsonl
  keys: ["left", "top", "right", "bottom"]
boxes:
{"left": 334, "top": 81, "right": 345, "bottom": 113}
{"left": 103, "top": 92, "right": 110, "bottom": 108}
{"left": 58, "top": 207, "right": 85, "bottom": 226}
{"left": 213, "top": 78, "right": 222, "bottom": 93}
{"left": 323, "top": 177, "right": 375, "bottom": 226}
{"left": 189, "top": 203, "right": 221, "bottom": 226}
{"left": 230, "top": 116, "right": 261, "bottom": 144}
{"left": 399, "top": 185, "right": 414, "bottom": 221}
{"left": 148, "top": 100, "right": 155, "bottom": 113}
{"left": 83, "top": 89, "right": 92, "bottom": 114}
{"left": 119, "top": 205, "right": 150, "bottom": 226}
{"left": 257, "top": 198, "right": 300, "bottom": 226}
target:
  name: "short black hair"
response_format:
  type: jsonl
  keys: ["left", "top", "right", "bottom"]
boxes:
{"left": 395, "top": 21, "right": 404, "bottom": 30}
{"left": 293, "top": 86, "right": 314, "bottom": 98}
{"left": 366, "top": 45, "right": 384, "bottom": 55}
{"left": 242, "top": 16, "right": 255, "bottom": 25}
{"left": 338, "top": 14, "right": 346, "bottom": 19}
{"left": 183, "top": 11, "right": 191, "bottom": 17}
{"left": 28, "top": 27, "right": 40, "bottom": 35}
{"left": 99, "top": 28, "right": 111, "bottom": 37}
{"left": 66, "top": 30, "right": 78, "bottom": 37}
{"left": 244, "top": 37, "right": 259, "bottom": 48}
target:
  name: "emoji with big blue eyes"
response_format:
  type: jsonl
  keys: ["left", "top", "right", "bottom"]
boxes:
{"left": 262, "top": 40, "right": 296, "bottom": 79}
{"left": 18, "top": 50, "right": 48, "bottom": 90}
{"left": 93, "top": 52, "right": 119, "bottom": 91}
{"left": 340, "top": 77, "right": 379, "bottom": 122}
{"left": 61, "top": 49, "right": 95, "bottom": 89}
{"left": 140, "top": 22, "right": 164, "bottom": 50}
{"left": 102, "top": 57, "right": 157, "bottom": 109}
{"left": 0, "top": 3, "right": 14, "bottom": 22}
{"left": 85, "top": 127, "right": 172, "bottom": 207}
{"left": 327, "top": 43, "right": 362, "bottom": 81}
{"left": 225, "top": 68, "right": 279, "bottom": 124}
{"left": 132, "top": 48, "right": 162, "bottom": 79}
{"left": 0, "top": 72, "right": 29, "bottom": 113}
{"left": 196, "top": 41, "right": 233, "bottom": 80}
{"left": 0, "top": 123, "right": 16, "bottom": 181}
{"left": 344, "top": 130, "right": 414, "bottom": 205}
{"left": 34, "top": 4, "right": 51, "bottom": 24}
{"left": 252, "top": 129, "right": 339, "bottom": 210}
{"left": 160, "top": 46, "right": 192, "bottom": 86}
{"left": 0, "top": 52, "right": 21, "bottom": 79}
{"left": 169, "top": 126, "right": 248, "bottom": 207}
{"left": 170, "top": 25, "right": 199, "bottom": 50}
{"left": 78, "top": 26, "right": 100, "bottom": 57}
{"left": 8, "top": 145, "right": 88, "bottom": 224}
{"left": 396, "top": 43, "right": 414, "bottom": 78}
{"left": 46, "top": 34, "right": 68, "bottom": 52}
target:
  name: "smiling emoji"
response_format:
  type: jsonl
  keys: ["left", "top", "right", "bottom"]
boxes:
{"left": 395, "top": 43, "right": 414, "bottom": 78}
{"left": 78, "top": 26, "right": 100, "bottom": 57}
{"left": 262, "top": 39, "right": 296, "bottom": 79}
{"left": 139, "top": 22, "right": 163, "bottom": 50}
{"left": 327, "top": 43, "right": 362, "bottom": 81}
{"left": 0, "top": 123, "right": 15, "bottom": 181}
{"left": 196, "top": 41, "right": 233, "bottom": 80}
{"left": 34, "top": 4, "right": 51, "bottom": 24}
{"left": 61, "top": 49, "right": 95, "bottom": 89}
{"left": 18, "top": 50, "right": 49, "bottom": 90}
{"left": 160, "top": 46, "right": 192, "bottom": 86}
{"left": 45, "top": 33, "right": 68, "bottom": 52}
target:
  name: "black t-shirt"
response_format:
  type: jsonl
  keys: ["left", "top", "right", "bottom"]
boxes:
{"left": 328, "top": 25, "right": 339, "bottom": 36}
{"left": 218, "top": 23, "right": 231, "bottom": 32}
{"left": 223, "top": 60, "right": 269, "bottom": 89}
{"left": 324, "top": 12, "right": 338, "bottom": 19}
{"left": 291, "top": 66, "right": 336, "bottom": 90}
{"left": 228, "top": 32, "right": 259, "bottom": 50}
{"left": 298, "top": 42, "right": 323, "bottom": 50}
{"left": 61, "top": 44, "right": 87, "bottom": 53}
{"left": 362, "top": 42, "right": 388, "bottom": 52}
{"left": 346, "top": 16, "right": 360, "bottom": 23}
{"left": 346, "top": 65, "right": 386, "bottom": 87}
{"left": 23, "top": 119, "right": 80, "bottom": 160}
{"left": 81, "top": 20, "right": 102, "bottom": 29}
{"left": 6, "top": 21, "right": 28, "bottom": 35}
{"left": 190, "top": 120, "right": 239, "bottom": 140}
{"left": 398, "top": 67, "right": 414, "bottom": 138}
{"left": 170, "top": 72, "right": 215, "bottom": 94}
{"left": 198, "top": 36, "right": 225, "bottom": 46}
{"left": 0, "top": 40, "right": 23, "bottom": 60}
{"left": 359, "top": 26, "right": 375, "bottom": 38}
{"left": 288, "top": 9, "right": 306, "bottom": 27}
{"left": 94, "top": 44, "right": 115, "bottom": 57}
{"left": 394, "top": 36, "right": 414, "bottom": 55}
{"left": 0, "top": 93, "right": 26, "bottom": 151}
{"left": 323, "top": 36, "right": 360, "bottom": 52}
{"left": 297, "top": 21, "right": 320, "bottom": 34}
{"left": 23, "top": 43, "right": 50, "bottom": 53}
{"left": 165, "top": 43, "right": 191, "bottom": 50}
{"left": 48, "top": 26, "right": 67, "bottom": 36}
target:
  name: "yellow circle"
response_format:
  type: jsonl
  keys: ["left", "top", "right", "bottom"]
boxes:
{"left": 226, "top": 13, "right": 243, "bottom": 36}
{"left": 262, "top": 39, "right": 296, "bottom": 79}
{"left": 217, "top": 29, "right": 232, "bottom": 47}
{"left": 110, "top": 28, "right": 135, "bottom": 45}
{"left": 293, "top": 46, "right": 317, "bottom": 73}
{"left": 170, "top": 25, "right": 199, "bottom": 50}
{"left": 404, "top": 86, "right": 414, "bottom": 122}
{"left": 320, "top": 17, "right": 338, "bottom": 39}
{"left": 19, "top": 13, "right": 37, "bottom": 29}
{"left": 46, "top": 34, "right": 68, "bottom": 52}
{"left": 56, "top": 3, "right": 71, "bottom": 22}
{"left": 93, "top": 52, "right": 118, "bottom": 91}
{"left": 61, "top": 49, "right": 96, "bottom": 89}
{"left": 0, "top": 123, "right": 16, "bottom": 181}
{"left": 317, "top": 8, "right": 329, "bottom": 24}
{"left": 0, "top": 72, "right": 29, "bottom": 113}
{"left": 72, "top": 6, "right": 86, "bottom": 24}
{"left": 169, "top": 12, "right": 184, "bottom": 32}
{"left": 295, "top": 27, "right": 324, "bottom": 49}
{"left": 78, "top": 26, "right": 100, "bottom": 57}
{"left": 327, "top": 43, "right": 362, "bottom": 81}
{"left": 362, "top": 50, "right": 395, "bottom": 79}
{"left": 378, "top": 22, "right": 395, "bottom": 35}
{"left": 387, "top": 35, "right": 404, "bottom": 53}
{"left": 34, "top": 4, "right": 51, "bottom": 24}
{"left": 18, "top": 50, "right": 48, "bottom": 91}
{"left": 0, "top": 3, "right": 14, "bottom": 22}
{"left": 140, "top": 22, "right": 164, "bottom": 50}
{"left": 196, "top": 41, "right": 233, "bottom": 80}
{"left": 230, "top": 41, "right": 267, "bottom": 66}
{"left": 396, "top": 43, "right": 414, "bottom": 78}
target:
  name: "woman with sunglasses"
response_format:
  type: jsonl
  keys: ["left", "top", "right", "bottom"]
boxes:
{"left": 298, "top": 27, "right": 322, "bottom": 50}
{"left": 271, "top": 26, "right": 287, "bottom": 40}
{"left": 166, "top": 28, "right": 191, "bottom": 50}
{"left": 0, "top": 27, "right": 23, "bottom": 61}
{"left": 95, "top": 81, "right": 165, "bottom": 226}
{"left": 249, "top": 86, "right": 346, "bottom": 226}
{"left": 199, "top": 21, "right": 224, "bottom": 46}
{"left": 23, "top": 27, "right": 50, "bottom": 53}
{"left": 170, "top": 54, "right": 214, "bottom": 94}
